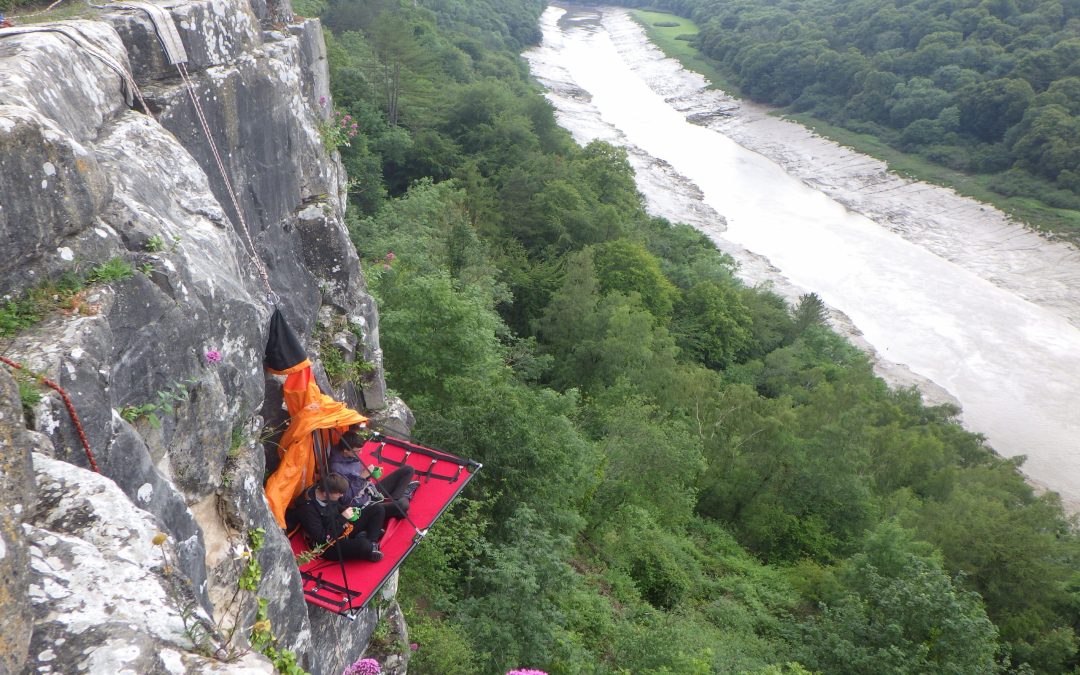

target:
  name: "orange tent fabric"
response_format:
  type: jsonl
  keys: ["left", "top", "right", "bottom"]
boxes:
{"left": 264, "top": 365, "right": 367, "bottom": 528}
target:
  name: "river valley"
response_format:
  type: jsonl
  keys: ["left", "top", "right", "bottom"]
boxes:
{"left": 525, "top": 5, "right": 1080, "bottom": 508}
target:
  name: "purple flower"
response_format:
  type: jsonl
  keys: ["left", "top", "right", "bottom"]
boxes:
{"left": 342, "top": 658, "right": 381, "bottom": 675}
{"left": 318, "top": 96, "right": 327, "bottom": 106}
{"left": 507, "top": 670, "right": 548, "bottom": 675}
{"left": 205, "top": 349, "right": 222, "bottom": 364}
{"left": 410, "top": 642, "right": 418, "bottom": 651}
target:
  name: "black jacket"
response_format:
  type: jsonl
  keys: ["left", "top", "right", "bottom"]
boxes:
{"left": 287, "top": 485, "right": 347, "bottom": 544}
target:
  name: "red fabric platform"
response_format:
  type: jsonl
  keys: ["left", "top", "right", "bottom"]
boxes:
{"left": 288, "top": 433, "right": 478, "bottom": 614}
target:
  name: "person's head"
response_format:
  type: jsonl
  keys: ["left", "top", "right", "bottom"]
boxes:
{"left": 340, "top": 426, "right": 368, "bottom": 453}
{"left": 318, "top": 473, "right": 350, "bottom": 501}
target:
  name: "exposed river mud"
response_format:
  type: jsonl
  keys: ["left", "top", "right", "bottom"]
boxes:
{"left": 526, "top": 5, "right": 1080, "bottom": 509}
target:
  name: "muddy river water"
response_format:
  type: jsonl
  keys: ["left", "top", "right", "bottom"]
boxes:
{"left": 525, "top": 5, "right": 1080, "bottom": 507}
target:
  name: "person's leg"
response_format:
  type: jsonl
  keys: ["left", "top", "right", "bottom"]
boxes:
{"left": 328, "top": 534, "right": 381, "bottom": 561}
{"left": 377, "top": 466, "right": 416, "bottom": 519}
{"left": 351, "top": 504, "right": 386, "bottom": 541}
{"left": 378, "top": 465, "right": 415, "bottom": 499}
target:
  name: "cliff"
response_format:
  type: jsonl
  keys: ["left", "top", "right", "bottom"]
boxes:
{"left": 0, "top": 1, "right": 409, "bottom": 673}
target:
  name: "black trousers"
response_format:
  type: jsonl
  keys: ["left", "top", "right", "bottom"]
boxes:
{"left": 374, "top": 465, "right": 415, "bottom": 520}
{"left": 327, "top": 506, "right": 385, "bottom": 560}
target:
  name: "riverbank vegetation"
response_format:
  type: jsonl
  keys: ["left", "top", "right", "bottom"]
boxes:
{"left": 316, "top": 1, "right": 1080, "bottom": 672}
{"left": 624, "top": 1, "right": 1080, "bottom": 242}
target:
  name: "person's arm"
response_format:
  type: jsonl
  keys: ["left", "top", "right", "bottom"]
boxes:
{"left": 295, "top": 501, "right": 331, "bottom": 543}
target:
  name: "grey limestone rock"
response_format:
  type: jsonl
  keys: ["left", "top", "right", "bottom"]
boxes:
{"left": 0, "top": 367, "right": 41, "bottom": 674}
{"left": 1, "top": 0, "right": 400, "bottom": 671}
{"left": 0, "top": 106, "right": 112, "bottom": 296}
{"left": 0, "top": 21, "right": 131, "bottom": 141}
{"left": 23, "top": 452, "right": 276, "bottom": 675}
{"left": 105, "top": 0, "right": 262, "bottom": 83}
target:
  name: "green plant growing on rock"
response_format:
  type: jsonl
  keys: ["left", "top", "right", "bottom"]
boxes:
{"left": 0, "top": 257, "right": 135, "bottom": 338}
{"left": 86, "top": 256, "right": 134, "bottom": 283}
{"left": 238, "top": 528, "right": 265, "bottom": 591}
{"left": 145, "top": 234, "right": 182, "bottom": 253}
{"left": 322, "top": 341, "right": 374, "bottom": 388}
{"left": 315, "top": 318, "right": 375, "bottom": 389}
{"left": 12, "top": 367, "right": 43, "bottom": 420}
{"left": 242, "top": 525, "right": 309, "bottom": 674}
{"left": 251, "top": 598, "right": 309, "bottom": 675}
{"left": 222, "top": 424, "right": 249, "bottom": 488}
{"left": 317, "top": 96, "right": 358, "bottom": 152}
{"left": 119, "top": 378, "right": 199, "bottom": 429}
{"left": 145, "top": 235, "right": 167, "bottom": 252}
{"left": 1, "top": 272, "right": 84, "bottom": 337}
{"left": 179, "top": 599, "right": 226, "bottom": 659}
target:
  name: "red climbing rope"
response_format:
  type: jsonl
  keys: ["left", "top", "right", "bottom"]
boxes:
{"left": 0, "top": 355, "right": 100, "bottom": 473}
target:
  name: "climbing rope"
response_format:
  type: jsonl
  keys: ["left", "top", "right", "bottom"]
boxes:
{"left": 0, "top": 356, "right": 100, "bottom": 473}
{"left": 15, "top": 0, "right": 277, "bottom": 303}
{"left": 174, "top": 60, "right": 275, "bottom": 301}
{"left": 0, "top": 24, "right": 153, "bottom": 116}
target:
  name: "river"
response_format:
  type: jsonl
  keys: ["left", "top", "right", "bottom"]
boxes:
{"left": 524, "top": 5, "right": 1080, "bottom": 508}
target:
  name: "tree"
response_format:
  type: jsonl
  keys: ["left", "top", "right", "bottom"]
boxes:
{"left": 888, "top": 77, "right": 952, "bottom": 129}
{"left": 957, "top": 78, "right": 1035, "bottom": 142}
{"left": 591, "top": 239, "right": 679, "bottom": 321}
{"left": 1008, "top": 104, "right": 1080, "bottom": 181}
{"left": 911, "top": 473, "right": 1080, "bottom": 672}
{"left": 535, "top": 249, "right": 604, "bottom": 388}
{"left": 675, "top": 281, "right": 754, "bottom": 369}
{"left": 791, "top": 292, "right": 828, "bottom": 335}
{"left": 378, "top": 272, "right": 506, "bottom": 408}
{"left": 797, "top": 522, "right": 999, "bottom": 674}
{"left": 459, "top": 506, "right": 585, "bottom": 673}
{"left": 585, "top": 393, "right": 705, "bottom": 528}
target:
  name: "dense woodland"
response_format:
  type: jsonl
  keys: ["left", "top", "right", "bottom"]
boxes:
{"left": 609, "top": 0, "right": 1080, "bottom": 230}
{"left": 296, "top": 0, "right": 1080, "bottom": 672}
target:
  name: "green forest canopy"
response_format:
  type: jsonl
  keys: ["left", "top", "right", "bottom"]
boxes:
{"left": 309, "top": 0, "right": 1080, "bottom": 672}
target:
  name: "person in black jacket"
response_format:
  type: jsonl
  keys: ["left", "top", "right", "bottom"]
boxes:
{"left": 286, "top": 473, "right": 384, "bottom": 562}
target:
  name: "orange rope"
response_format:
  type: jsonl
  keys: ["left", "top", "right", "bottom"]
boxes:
{"left": 0, "top": 355, "right": 100, "bottom": 473}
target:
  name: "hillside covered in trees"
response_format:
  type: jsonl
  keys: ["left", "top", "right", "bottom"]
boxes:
{"left": 300, "top": 0, "right": 1080, "bottom": 672}
{"left": 611, "top": 0, "right": 1080, "bottom": 238}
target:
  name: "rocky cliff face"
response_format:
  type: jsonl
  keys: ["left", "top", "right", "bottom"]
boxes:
{"left": 0, "top": 2, "right": 408, "bottom": 673}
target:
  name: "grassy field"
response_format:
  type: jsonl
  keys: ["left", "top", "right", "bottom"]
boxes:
{"left": 628, "top": 9, "right": 1080, "bottom": 244}
{"left": 1, "top": 0, "right": 97, "bottom": 24}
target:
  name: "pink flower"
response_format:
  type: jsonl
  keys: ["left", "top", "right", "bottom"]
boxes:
{"left": 205, "top": 350, "right": 222, "bottom": 364}
{"left": 507, "top": 670, "right": 548, "bottom": 675}
{"left": 343, "top": 114, "right": 352, "bottom": 122}
{"left": 318, "top": 96, "right": 327, "bottom": 106}
{"left": 410, "top": 643, "right": 418, "bottom": 651}
{"left": 382, "top": 263, "right": 391, "bottom": 270}
{"left": 342, "top": 658, "right": 381, "bottom": 675}
{"left": 384, "top": 251, "right": 396, "bottom": 262}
